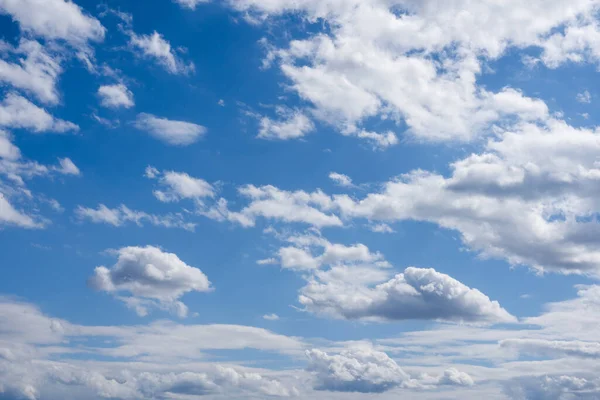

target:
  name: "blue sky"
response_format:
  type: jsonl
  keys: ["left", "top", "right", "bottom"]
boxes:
{"left": 1, "top": 0, "right": 600, "bottom": 399}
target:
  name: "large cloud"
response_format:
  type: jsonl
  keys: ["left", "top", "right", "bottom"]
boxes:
{"left": 88, "top": 246, "right": 212, "bottom": 317}
{"left": 300, "top": 266, "right": 515, "bottom": 324}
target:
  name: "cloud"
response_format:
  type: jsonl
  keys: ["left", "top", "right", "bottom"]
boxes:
{"left": 505, "top": 375, "right": 600, "bottom": 400}
{"left": 576, "top": 90, "right": 592, "bottom": 103}
{"left": 0, "top": 40, "right": 62, "bottom": 104}
{"left": 146, "top": 167, "right": 215, "bottom": 203}
{"left": 500, "top": 339, "right": 600, "bottom": 359}
{"left": 98, "top": 84, "right": 134, "bottom": 109}
{"left": 75, "top": 204, "right": 196, "bottom": 231}
{"left": 300, "top": 266, "right": 516, "bottom": 324}
{"left": 0, "top": 192, "right": 40, "bottom": 228}
{"left": 54, "top": 158, "right": 80, "bottom": 175}
{"left": 129, "top": 31, "right": 194, "bottom": 75}
{"left": 134, "top": 113, "right": 206, "bottom": 146}
{"left": 173, "top": 0, "right": 210, "bottom": 10}
{"left": 88, "top": 246, "right": 212, "bottom": 317}
{"left": 0, "top": 93, "right": 78, "bottom": 133}
{"left": 263, "top": 313, "right": 280, "bottom": 320}
{"left": 328, "top": 172, "right": 352, "bottom": 187}
{"left": 0, "top": 0, "right": 104, "bottom": 45}
{"left": 0, "top": 130, "right": 20, "bottom": 161}
{"left": 258, "top": 107, "right": 314, "bottom": 140}
{"left": 306, "top": 348, "right": 411, "bottom": 393}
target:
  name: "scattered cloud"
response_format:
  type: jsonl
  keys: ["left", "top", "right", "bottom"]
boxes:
{"left": 98, "top": 83, "right": 134, "bottom": 108}
{"left": 328, "top": 172, "right": 352, "bottom": 187}
{"left": 129, "top": 31, "right": 194, "bottom": 75}
{"left": 0, "top": 93, "right": 78, "bottom": 133}
{"left": 75, "top": 204, "right": 196, "bottom": 231}
{"left": 134, "top": 113, "right": 207, "bottom": 145}
{"left": 88, "top": 246, "right": 212, "bottom": 317}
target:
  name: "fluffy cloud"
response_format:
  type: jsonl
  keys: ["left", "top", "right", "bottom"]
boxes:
{"left": 0, "top": 40, "right": 62, "bottom": 104}
{"left": 505, "top": 375, "right": 600, "bottom": 400}
{"left": 54, "top": 158, "right": 80, "bottom": 175}
{"left": 329, "top": 172, "right": 352, "bottom": 187}
{"left": 146, "top": 167, "right": 215, "bottom": 203}
{"left": 0, "top": 0, "right": 104, "bottom": 45}
{"left": 173, "top": 0, "right": 210, "bottom": 9}
{"left": 0, "top": 93, "right": 78, "bottom": 133}
{"left": 0, "top": 192, "right": 39, "bottom": 228}
{"left": 258, "top": 107, "right": 315, "bottom": 140}
{"left": 306, "top": 348, "right": 411, "bottom": 393}
{"left": 300, "top": 267, "right": 516, "bottom": 324}
{"left": 129, "top": 31, "right": 194, "bottom": 75}
{"left": 98, "top": 84, "right": 134, "bottom": 109}
{"left": 331, "top": 119, "right": 600, "bottom": 275}
{"left": 88, "top": 246, "right": 212, "bottom": 317}
{"left": 75, "top": 204, "right": 196, "bottom": 231}
{"left": 134, "top": 113, "right": 206, "bottom": 145}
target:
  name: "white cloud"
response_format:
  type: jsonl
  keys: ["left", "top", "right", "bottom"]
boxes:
{"left": 98, "top": 83, "right": 134, "bottom": 109}
{"left": 0, "top": 40, "right": 62, "bottom": 104}
{"left": 129, "top": 31, "right": 194, "bottom": 75}
{"left": 75, "top": 204, "right": 196, "bottom": 231}
{"left": 329, "top": 172, "right": 352, "bottom": 187}
{"left": 306, "top": 348, "right": 411, "bottom": 393}
{"left": 0, "top": 192, "right": 40, "bottom": 228}
{"left": 577, "top": 90, "right": 592, "bottom": 103}
{"left": 0, "top": 0, "right": 104, "bottom": 45}
{"left": 54, "top": 158, "right": 80, "bottom": 176}
{"left": 258, "top": 107, "right": 314, "bottom": 140}
{"left": 0, "top": 130, "right": 20, "bottom": 161}
{"left": 146, "top": 167, "right": 215, "bottom": 203}
{"left": 300, "top": 266, "right": 516, "bottom": 324}
{"left": 134, "top": 113, "right": 206, "bottom": 146}
{"left": 0, "top": 93, "right": 78, "bottom": 133}
{"left": 173, "top": 0, "right": 210, "bottom": 10}
{"left": 501, "top": 339, "right": 600, "bottom": 359}
{"left": 369, "top": 223, "right": 394, "bottom": 233}
{"left": 263, "top": 313, "right": 280, "bottom": 320}
{"left": 89, "top": 246, "right": 212, "bottom": 317}
{"left": 505, "top": 375, "right": 600, "bottom": 400}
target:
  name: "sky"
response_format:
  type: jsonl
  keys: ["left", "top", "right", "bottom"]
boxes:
{"left": 1, "top": 0, "right": 600, "bottom": 399}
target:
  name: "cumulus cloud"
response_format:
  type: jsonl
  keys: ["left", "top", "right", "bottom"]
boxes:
{"left": 0, "top": 192, "right": 40, "bottom": 228}
{"left": 0, "top": 40, "right": 62, "bottom": 104}
{"left": 306, "top": 348, "right": 411, "bottom": 393}
{"left": 258, "top": 107, "right": 314, "bottom": 140}
{"left": 54, "top": 158, "right": 80, "bottom": 175}
{"left": 98, "top": 83, "right": 134, "bottom": 108}
{"left": 173, "top": 0, "right": 210, "bottom": 9}
{"left": 134, "top": 113, "right": 206, "bottom": 146}
{"left": 0, "top": 93, "right": 78, "bottom": 133}
{"left": 146, "top": 167, "right": 215, "bottom": 203}
{"left": 129, "top": 31, "right": 194, "bottom": 75}
{"left": 505, "top": 375, "right": 600, "bottom": 400}
{"left": 329, "top": 172, "right": 352, "bottom": 187}
{"left": 75, "top": 204, "right": 196, "bottom": 231}
{"left": 0, "top": 0, "right": 104, "bottom": 45}
{"left": 300, "top": 266, "right": 516, "bottom": 324}
{"left": 88, "top": 246, "right": 212, "bottom": 317}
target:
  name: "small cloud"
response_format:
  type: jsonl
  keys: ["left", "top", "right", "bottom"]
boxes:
{"left": 218, "top": 99, "right": 225, "bottom": 107}
{"left": 576, "top": 90, "right": 592, "bottom": 103}
{"left": 329, "top": 172, "right": 353, "bottom": 187}
{"left": 263, "top": 313, "right": 280, "bottom": 321}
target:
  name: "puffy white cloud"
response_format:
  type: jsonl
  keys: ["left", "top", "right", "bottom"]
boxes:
{"left": 577, "top": 90, "right": 592, "bottom": 104}
{"left": 173, "top": 0, "right": 210, "bottom": 9}
{"left": 0, "top": 40, "right": 62, "bottom": 104}
{"left": 89, "top": 246, "right": 212, "bottom": 317}
{"left": 0, "top": 130, "right": 20, "bottom": 161}
{"left": 146, "top": 167, "right": 215, "bottom": 203}
{"left": 75, "top": 204, "right": 196, "bottom": 231}
{"left": 0, "top": 192, "right": 39, "bottom": 228}
{"left": 129, "top": 31, "right": 194, "bottom": 75}
{"left": 263, "top": 313, "right": 280, "bottom": 321}
{"left": 300, "top": 267, "right": 516, "bottom": 324}
{"left": 0, "top": 93, "right": 78, "bottom": 133}
{"left": 54, "top": 157, "right": 80, "bottom": 175}
{"left": 0, "top": 0, "right": 104, "bottom": 45}
{"left": 98, "top": 83, "right": 134, "bottom": 109}
{"left": 134, "top": 113, "right": 206, "bottom": 146}
{"left": 505, "top": 375, "right": 600, "bottom": 400}
{"left": 258, "top": 107, "right": 314, "bottom": 140}
{"left": 328, "top": 172, "right": 352, "bottom": 187}
{"left": 306, "top": 348, "right": 411, "bottom": 393}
